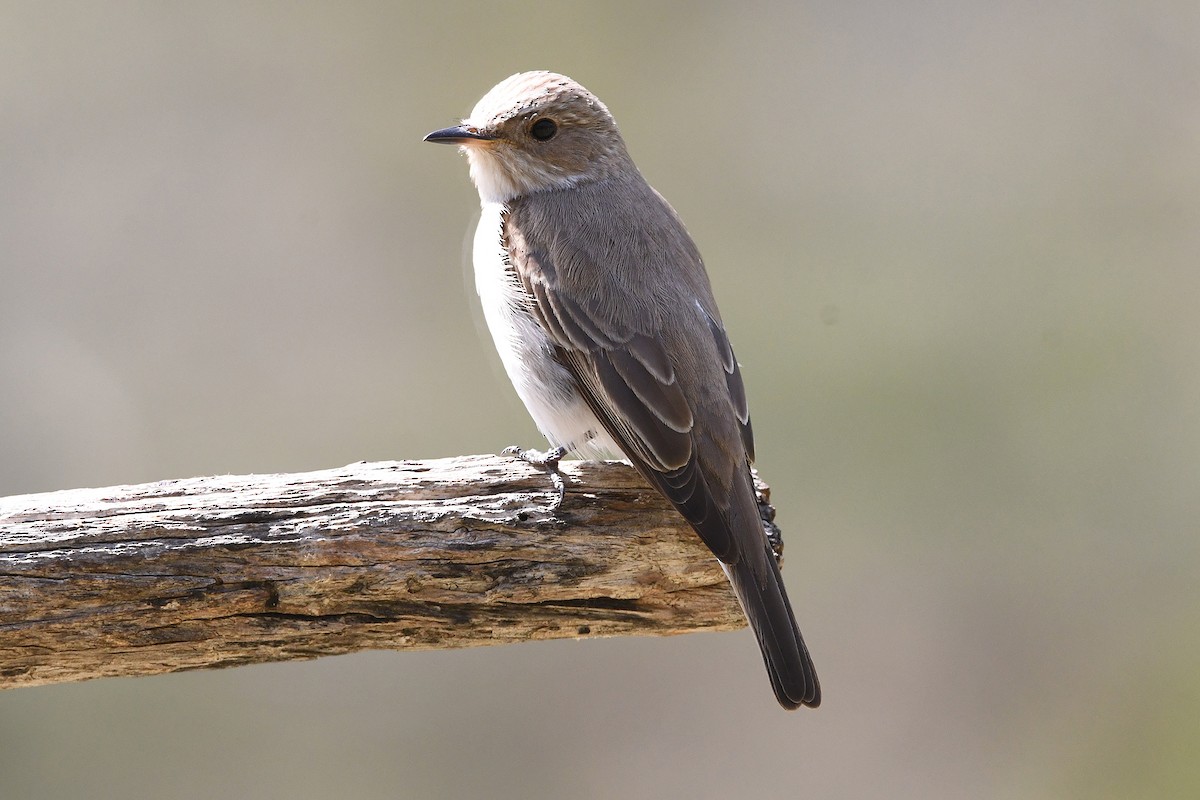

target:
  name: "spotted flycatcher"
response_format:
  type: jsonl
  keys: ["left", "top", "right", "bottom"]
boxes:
{"left": 425, "top": 71, "right": 819, "bottom": 709}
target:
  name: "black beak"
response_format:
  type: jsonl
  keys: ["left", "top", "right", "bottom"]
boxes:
{"left": 423, "top": 125, "right": 494, "bottom": 145}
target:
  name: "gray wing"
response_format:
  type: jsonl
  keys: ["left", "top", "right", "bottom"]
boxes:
{"left": 503, "top": 186, "right": 753, "bottom": 562}
{"left": 503, "top": 179, "right": 819, "bottom": 709}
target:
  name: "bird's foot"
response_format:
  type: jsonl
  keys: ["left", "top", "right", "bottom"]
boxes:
{"left": 763, "top": 518, "right": 785, "bottom": 564}
{"left": 503, "top": 445, "right": 568, "bottom": 511}
{"left": 755, "top": 488, "right": 785, "bottom": 563}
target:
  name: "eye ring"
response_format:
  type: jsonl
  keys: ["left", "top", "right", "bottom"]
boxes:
{"left": 529, "top": 118, "right": 558, "bottom": 141}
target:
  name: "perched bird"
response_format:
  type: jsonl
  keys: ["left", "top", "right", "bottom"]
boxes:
{"left": 425, "top": 71, "right": 819, "bottom": 709}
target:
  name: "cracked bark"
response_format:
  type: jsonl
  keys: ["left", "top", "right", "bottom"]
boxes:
{"left": 0, "top": 456, "right": 770, "bottom": 689}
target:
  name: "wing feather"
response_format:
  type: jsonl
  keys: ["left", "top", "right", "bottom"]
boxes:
{"left": 499, "top": 181, "right": 818, "bottom": 707}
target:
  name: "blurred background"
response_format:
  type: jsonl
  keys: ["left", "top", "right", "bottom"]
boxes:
{"left": 2, "top": 1, "right": 1198, "bottom": 797}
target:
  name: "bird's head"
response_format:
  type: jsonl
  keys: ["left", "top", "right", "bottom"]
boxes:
{"left": 425, "top": 71, "right": 633, "bottom": 203}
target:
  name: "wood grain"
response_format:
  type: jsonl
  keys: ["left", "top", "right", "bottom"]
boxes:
{"left": 0, "top": 456, "right": 761, "bottom": 688}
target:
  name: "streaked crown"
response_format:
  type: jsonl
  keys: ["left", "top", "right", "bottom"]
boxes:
{"left": 430, "top": 71, "right": 635, "bottom": 203}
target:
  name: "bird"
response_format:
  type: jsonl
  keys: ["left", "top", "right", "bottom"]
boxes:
{"left": 424, "top": 71, "right": 819, "bottom": 709}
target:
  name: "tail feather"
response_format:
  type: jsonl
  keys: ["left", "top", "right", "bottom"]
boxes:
{"left": 723, "top": 551, "right": 821, "bottom": 710}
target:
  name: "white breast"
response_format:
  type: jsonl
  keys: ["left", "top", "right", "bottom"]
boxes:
{"left": 473, "top": 202, "right": 619, "bottom": 458}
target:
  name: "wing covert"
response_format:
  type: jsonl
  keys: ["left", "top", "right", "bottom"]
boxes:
{"left": 502, "top": 188, "right": 751, "bottom": 563}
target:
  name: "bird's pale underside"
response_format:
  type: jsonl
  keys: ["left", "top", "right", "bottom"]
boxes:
{"left": 425, "top": 71, "right": 819, "bottom": 709}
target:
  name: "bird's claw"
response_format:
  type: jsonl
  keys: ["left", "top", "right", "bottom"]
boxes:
{"left": 764, "top": 519, "right": 785, "bottom": 563}
{"left": 755, "top": 489, "right": 785, "bottom": 564}
{"left": 503, "top": 445, "right": 568, "bottom": 511}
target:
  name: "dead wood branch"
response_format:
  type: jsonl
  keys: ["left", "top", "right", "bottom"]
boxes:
{"left": 0, "top": 456, "right": 763, "bottom": 688}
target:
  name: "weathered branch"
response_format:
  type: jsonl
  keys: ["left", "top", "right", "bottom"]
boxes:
{"left": 0, "top": 456, "right": 761, "bottom": 689}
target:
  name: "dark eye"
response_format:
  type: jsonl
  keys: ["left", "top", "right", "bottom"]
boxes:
{"left": 529, "top": 118, "right": 558, "bottom": 141}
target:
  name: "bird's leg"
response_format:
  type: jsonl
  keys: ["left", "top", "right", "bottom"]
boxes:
{"left": 503, "top": 444, "right": 568, "bottom": 511}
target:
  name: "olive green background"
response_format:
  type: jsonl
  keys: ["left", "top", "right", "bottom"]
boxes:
{"left": 2, "top": 2, "right": 1197, "bottom": 798}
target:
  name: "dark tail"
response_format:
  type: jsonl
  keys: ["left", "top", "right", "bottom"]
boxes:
{"left": 631, "top": 448, "right": 819, "bottom": 708}
{"left": 723, "top": 542, "right": 821, "bottom": 710}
